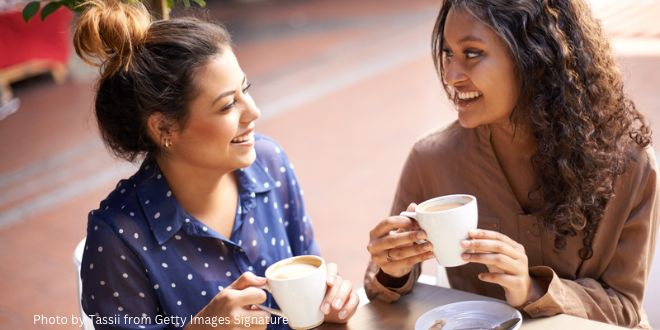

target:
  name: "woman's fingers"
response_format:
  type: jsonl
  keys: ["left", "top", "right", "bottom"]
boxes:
{"left": 477, "top": 272, "right": 523, "bottom": 290}
{"left": 369, "top": 216, "right": 418, "bottom": 240}
{"left": 406, "top": 203, "right": 417, "bottom": 212}
{"left": 321, "top": 274, "right": 343, "bottom": 315}
{"left": 461, "top": 239, "right": 522, "bottom": 260}
{"left": 337, "top": 291, "right": 359, "bottom": 321}
{"left": 223, "top": 286, "right": 268, "bottom": 306}
{"left": 464, "top": 230, "right": 534, "bottom": 307}
{"left": 367, "top": 228, "right": 427, "bottom": 256}
{"left": 228, "top": 272, "right": 267, "bottom": 290}
{"left": 468, "top": 229, "right": 522, "bottom": 250}
{"left": 330, "top": 278, "right": 353, "bottom": 312}
{"left": 384, "top": 242, "right": 433, "bottom": 262}
{"left": 462, "top": 251, "right": 520, "bottom": 274}
{"left": 384, "top": 251, "right": 435, "bottom": 271}
{"left": 326, "top": 262, "right": 338, "bottom": 286}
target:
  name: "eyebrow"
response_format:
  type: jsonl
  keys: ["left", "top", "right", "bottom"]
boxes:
{"left": 458, "top": 35, "right": 484, "bottom": 43}
{"left": 442, "top": 34, "right": 485, "bottom": 47}
{"left": 211, "top": 76, "right": 247, "bottom": 106}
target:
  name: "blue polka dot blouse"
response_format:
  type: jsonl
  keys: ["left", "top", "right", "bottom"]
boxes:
{"left": 80, "top": 135, "right": 320, "bottom": 329}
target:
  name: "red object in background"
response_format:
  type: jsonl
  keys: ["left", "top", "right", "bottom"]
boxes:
{"left": 0, "top": 6, "right": 72, "bottom": 102}
{"left": 0, "top": 7, "right": 73, "bottom": 68}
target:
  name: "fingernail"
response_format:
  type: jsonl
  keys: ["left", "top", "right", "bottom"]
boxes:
{"left": 469, "top": 229, "right": 479, "bottom": 236}
{"left": 416, "top": 232, "right": 426, "bottom": 240}
{"left": 327, "top": 274, "right": 334, "bottom": 283}
{"left": 462, "top": 253, "right": 470, "bottom": 260}
{"left": 338, "top": 310, "right": 348, "bottom": 320}
{"left": 333, "top": 298, "right": 343, "bottom": 309}
{"left": 461, "top": 240, "right": 470, "bottom": 248}
{"left": 321, "top": 303, "right": 330, "bottom": 314}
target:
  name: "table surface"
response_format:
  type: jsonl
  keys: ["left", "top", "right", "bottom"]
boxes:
{"left": 318, "top": 282, "right": 625, "bottom": 330}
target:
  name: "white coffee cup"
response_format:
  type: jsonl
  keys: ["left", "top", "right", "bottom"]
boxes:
{"left": 400, "top": 194, "right": 478, "bottom": 267}
{"left": 260, "top": 255, "right": 327, "bottom": 329}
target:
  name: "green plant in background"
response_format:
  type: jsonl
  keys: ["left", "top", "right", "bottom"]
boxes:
{"left": 22, "top": 0, "right": 206, "bottom": 22}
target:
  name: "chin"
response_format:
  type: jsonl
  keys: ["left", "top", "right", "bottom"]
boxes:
{"left": 237, "top": 149, "right": 257, "bottom": 168}
{"left": 457, "top": 116, "right": 480, "bottom": 129}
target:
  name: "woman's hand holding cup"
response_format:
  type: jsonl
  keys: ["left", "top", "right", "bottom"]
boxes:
{"left": 186, "top": 272, "right": 269, "bottom": 330}
{"left": 320, "top": 262, "right": 359, "bottom": 323}
{"left": 367, "top": 203, "right": 435, "bottom": 278}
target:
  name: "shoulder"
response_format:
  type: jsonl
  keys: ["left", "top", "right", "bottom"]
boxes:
{"left": 624, "top": 144, "right": 657, "bottom": 183}
{"left": 409, "top": 121, "right": 476, "bottom": 162}
{"left": 88, "top": 166, "right": 151, "bottom": 235}
{"left": 610, "top": 143, "right": 658, "bottom": 210}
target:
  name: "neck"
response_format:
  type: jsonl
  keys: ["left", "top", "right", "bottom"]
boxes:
{"left": 155, "top": 156, "right": 236, "bottom": 218}
{"left": 489, "top": 121, "right": 537, "bottom": 158}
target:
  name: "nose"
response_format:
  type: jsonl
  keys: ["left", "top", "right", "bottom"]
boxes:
{"left": 241, "top": 94, "right": 261, "bottom": 123}
{"left": 443, "top": 60, "right": 468, "bottom": 86}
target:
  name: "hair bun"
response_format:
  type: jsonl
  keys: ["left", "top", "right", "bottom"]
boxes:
{"left": 74, "top": 0, "right": 151, "bottom": 78}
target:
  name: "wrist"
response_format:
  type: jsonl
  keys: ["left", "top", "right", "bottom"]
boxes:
{"left": 376, "top": 269, "right": 410, "bottom": 288}
{"left": 518, "top": 277, "right": 545, "bottom": 308}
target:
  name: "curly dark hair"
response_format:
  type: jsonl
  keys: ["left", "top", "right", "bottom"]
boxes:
{"left": 432, "top": 0, "right": 652, "bottom": 260}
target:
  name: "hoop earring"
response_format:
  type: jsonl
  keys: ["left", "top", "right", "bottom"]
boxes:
{"left": 163, "top": 138, "right": 172, "bottom": 149}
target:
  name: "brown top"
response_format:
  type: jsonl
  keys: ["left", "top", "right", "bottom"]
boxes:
{"left": 364, "top": 122, "right": 659, "bottom": 329}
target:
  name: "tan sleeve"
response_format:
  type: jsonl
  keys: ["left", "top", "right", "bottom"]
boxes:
{"left": 364, "top": 261, "right": 421, "bottom": 303}
{"left": 363, "top": 146, "right": 426, "bottom": 302}
{"left": 523, "top": 148, "right": 659, "bottom": 328}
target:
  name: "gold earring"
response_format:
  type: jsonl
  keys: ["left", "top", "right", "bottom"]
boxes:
{"left": 163, "top": 138, "right": 172, "bottom": 148}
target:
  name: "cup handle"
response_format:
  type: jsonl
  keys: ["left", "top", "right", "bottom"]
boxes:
{"left": 255, "top": 304, "right": 286, "bottom": 318}
{"left": 400, "top": 211, "right": 417, "bottom": 220}
{"left": 257, "top": 285, "right": 287, "bottom": 318}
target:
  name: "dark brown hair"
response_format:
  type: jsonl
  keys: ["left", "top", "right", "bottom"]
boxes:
{"left": 74, "top": 0, "right": 231, "bottom": 161}
{"left": 432, "top": 0, "right": 651, "bottom": 260}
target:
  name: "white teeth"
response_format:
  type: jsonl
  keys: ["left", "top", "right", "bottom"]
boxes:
{"left": 231, "top": 132, "right": 253, "bottom": 143}
{"left": 457, "top": 91, "right": 482, "bottom": 100}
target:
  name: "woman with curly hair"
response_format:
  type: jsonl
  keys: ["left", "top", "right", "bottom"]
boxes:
{"left": 364, "top": 0, "right": 658, "bottom": 328}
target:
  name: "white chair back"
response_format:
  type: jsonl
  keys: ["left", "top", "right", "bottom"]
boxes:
{"left": 434, "top": 265, "right": 450, "bottom": 287}
{"left": 73, "top": 238, "right": 95, "bottom": 330}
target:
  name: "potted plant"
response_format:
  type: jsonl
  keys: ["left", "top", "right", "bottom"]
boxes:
{"left": 22, "top": 0, "right": 206, "bottom": 21}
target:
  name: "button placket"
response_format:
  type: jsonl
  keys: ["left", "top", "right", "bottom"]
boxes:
{"left": 518, "top": 214, "right": 542, "bottom": 266}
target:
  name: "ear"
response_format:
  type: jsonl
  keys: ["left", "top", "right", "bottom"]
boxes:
{"left": 146, "top": 112, "right": 174, "bottom": 145}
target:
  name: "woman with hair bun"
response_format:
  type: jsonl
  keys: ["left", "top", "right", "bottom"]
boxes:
{"left": 364, "top": 0, "right": 658, "bottom": 328}
{"left": 75, "top": 1, "right": 358, "bottom": 329}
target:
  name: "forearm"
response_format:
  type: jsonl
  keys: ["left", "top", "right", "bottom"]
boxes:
{"left": 523, "top": 266, "right": 644, "bottom": 328}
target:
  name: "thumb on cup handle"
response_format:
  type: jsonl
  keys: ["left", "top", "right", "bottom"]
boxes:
{"left": 406, "top": 203, "right": 417, "bottom": 212}
{"left": 256, "top": 285, "right": 288, "bottom": 318}
{"left": 400, "top": 211, "right": 427, "bottom": 244}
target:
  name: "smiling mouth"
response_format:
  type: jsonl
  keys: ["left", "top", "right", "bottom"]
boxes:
{"left": 231, "top": 131, "right": 254, "bottom": 144}
{"left": 454, "top": 91, "right": 482, "bottom": 107}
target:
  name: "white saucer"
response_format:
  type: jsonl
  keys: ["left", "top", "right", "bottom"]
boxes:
{"left": 414, "top": 300, "right": 522, "bottom": 330}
